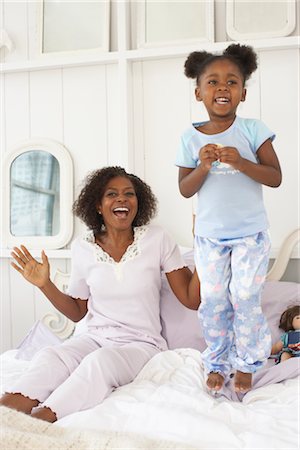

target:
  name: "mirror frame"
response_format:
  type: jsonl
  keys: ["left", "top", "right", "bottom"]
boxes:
{"left": 2, "top": 138, "right": 73, "bottom": 250}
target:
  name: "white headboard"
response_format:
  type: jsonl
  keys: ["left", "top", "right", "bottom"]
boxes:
{"left": 266, "top": 228, "right": 300, "bottom": 281}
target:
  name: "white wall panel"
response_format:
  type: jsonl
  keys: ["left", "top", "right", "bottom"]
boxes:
{"left": 134, "top": 57, "right": 194, "bottom": 247}
{"left": 0, "top": 260, "right": 12, "bottom": 351}
{"left": 236, "top": 67, "right": 261, "bottom": 119}
{"left": 29, "top": 69, "right": 63, "bottom": 141}
{"left": 2, "top": 1, "right": 28, "bottom": 63}
{"left": 4, "top": 72, "right": 30, "bottom": 148}
{"left": 105, "top": 64, "right": 121, "bottom": 166}
{"left": 63, "top": 64, "right": 110, "bottom": 237}
{"left": 132, "top": 62, "right": 145, "bottom": 177}
{"left": 260, "top": 48, "right": 299, "bottom": 249}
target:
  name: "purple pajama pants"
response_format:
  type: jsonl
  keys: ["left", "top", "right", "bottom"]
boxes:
{"left": 7, "top": 333, "right": 159, "bottom": 419}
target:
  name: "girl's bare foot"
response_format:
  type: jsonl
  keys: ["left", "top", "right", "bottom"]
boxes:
{"left": 0, "top": 392, "right": 39, "bottom": 414}
{"left": 234, "top": 371, "right": 252, "bottom": 392}
{"left": 31, "top": 406, "right": 57, "bottom": 423}
{"left": 206, "top": 372, "right": 224, "bottom": 391}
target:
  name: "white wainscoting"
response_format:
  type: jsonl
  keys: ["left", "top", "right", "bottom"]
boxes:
{"left": 0, "top": 1, "right": 299, "bottom": 352}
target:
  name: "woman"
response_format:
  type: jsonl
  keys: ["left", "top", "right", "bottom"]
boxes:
{"left": 1, "top": 166, "right": 200, "bottom": 422}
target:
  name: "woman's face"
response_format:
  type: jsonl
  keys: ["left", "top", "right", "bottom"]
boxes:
{"left": 98, "top": 176, "right": 138, "bottom": 231}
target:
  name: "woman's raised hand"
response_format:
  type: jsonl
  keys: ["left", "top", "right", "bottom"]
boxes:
{"left": 11, "top": 245, "right": 50, "bottom": 288}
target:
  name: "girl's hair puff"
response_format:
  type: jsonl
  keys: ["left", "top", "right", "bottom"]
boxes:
{"left": 184, "top": 43, "right": 257, "bottom": 85}
{"left": 72, "top": 166, "right": 157, "bottom": 234}
{"left": 279, "top": 305, "right": 300, "bottom": 332}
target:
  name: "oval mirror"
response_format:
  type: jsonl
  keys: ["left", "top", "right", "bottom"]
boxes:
{"left": 2, "top": 139, "right": 73, "bottom": 249}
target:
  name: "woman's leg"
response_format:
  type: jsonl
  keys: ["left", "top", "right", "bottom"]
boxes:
{"left": 230, "top": 231, "right": 271, "bottom": 392}
{"left": 195, "top": 236, "right": 233, "bottom": 389}
{"left": 0, "top": 392, "right": 39, "bottom": 413}
{"left": 1, "top": 335, "right": 101, "bottom": 414}
{"left": 36, "top": 343, "right": 159, "bottom": 421}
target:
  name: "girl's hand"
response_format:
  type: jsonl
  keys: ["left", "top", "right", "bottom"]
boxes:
{"left": 11, "top": 245, "right": 50, "bottom": 288}
{"left": 199, "top": 144, "right": 218, "bottom": 170}
{"left": 217, "top": 146, "right": 243, "bottom": 169}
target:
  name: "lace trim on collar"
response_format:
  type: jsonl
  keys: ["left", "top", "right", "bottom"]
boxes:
{"left": 83, "top": 226, "right": 147, "bottom": 265}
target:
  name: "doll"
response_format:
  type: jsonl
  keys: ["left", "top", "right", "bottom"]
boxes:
{"left": 271, "top": 305, "right": 300, "bottom": 364}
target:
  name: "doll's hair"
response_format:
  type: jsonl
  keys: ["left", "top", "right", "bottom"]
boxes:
{"left": 73, "top": 166, "right": 157, "bottom": 234}
{"left": 279, "top": 305, "right": 300, "bottom": 332}
{"left": 184, "top": 43, "right": 257, "bottom": 85}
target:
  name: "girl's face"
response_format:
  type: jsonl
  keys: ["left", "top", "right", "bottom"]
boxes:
{"left": 292, "top": 315, "right": 300, "bottom": 330}
{"left": 195, "top": 58, "right": 246, "bottom": 121}
{"left": 98, "top": 176, "right": 138, "bottom": 231}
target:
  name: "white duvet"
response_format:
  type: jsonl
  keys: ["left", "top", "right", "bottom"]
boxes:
{"left": 1, "top": 348, "right": 299, "bottom": 449}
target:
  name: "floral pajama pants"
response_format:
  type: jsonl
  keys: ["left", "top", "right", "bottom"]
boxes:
{"left": 194, "top": 231, "right": 272, "bottom": 378}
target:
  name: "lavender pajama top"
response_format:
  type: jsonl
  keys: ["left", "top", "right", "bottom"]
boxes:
{"left": 68, "top": 224, "right": 186, "bottom": 351}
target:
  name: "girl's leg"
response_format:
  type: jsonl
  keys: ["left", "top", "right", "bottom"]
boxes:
{"left": 1, "top": 335, "right": 101, "bottom": 414}
{"left": 195, "top": 236, "right": 233, "bottom": 388}
{"left": 230, "top": 231, "right": 271, "bottom": 392}
{"left": 38, "top": 343, "right": 158, "bottom": 420}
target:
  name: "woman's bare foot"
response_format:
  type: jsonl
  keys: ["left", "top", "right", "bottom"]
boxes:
{"left": 0, "top": 392, "right": 39, "bottom": 414}
{"left": 206, "top": 372, "right": 224, "bottom": 391}
{"left": 31, "top": 406, "right": 57, "bottom": 423}
{"left": 234, "top": 371, "right": 252, "bottom": 392}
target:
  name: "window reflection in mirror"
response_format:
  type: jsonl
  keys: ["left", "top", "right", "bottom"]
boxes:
{"left": 10, "top": 151, "right": 60, "bottom": 237}
{"left": 2, "top": 138, "right": 73, "bottom": 250}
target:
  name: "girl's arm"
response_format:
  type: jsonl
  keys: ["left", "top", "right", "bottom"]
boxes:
{"left": 218, "top": 139, "right": 282, "bottom": 187}
{"left": 11, "top": 246, "right": 88, "bottom": 322}
{"left": 166, "top": 267, "right": 200, "bottom": 310}
{"left": 178, "top": 144, "right": 218, "bottom": 198}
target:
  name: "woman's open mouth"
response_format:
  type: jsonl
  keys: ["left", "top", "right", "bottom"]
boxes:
{"left": 113, "top": 207, "right": 129, "bottom": 218}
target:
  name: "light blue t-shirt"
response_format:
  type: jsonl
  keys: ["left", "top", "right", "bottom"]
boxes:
{"left": 175, "top": 116, "right": 275, "bottom": 239}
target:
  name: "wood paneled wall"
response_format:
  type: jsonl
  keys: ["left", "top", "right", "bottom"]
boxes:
{"left": 0, "top": 1, "right": 299, "bottom": 351}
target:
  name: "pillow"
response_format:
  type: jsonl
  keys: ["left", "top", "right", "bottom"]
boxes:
{"left": 160, "top": 249, "right": 300, "bottom": 350}
{"left": 16, "top": 320, "right": 62, "bottom": 360}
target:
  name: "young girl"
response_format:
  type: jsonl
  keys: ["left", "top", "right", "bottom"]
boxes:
{"left": 176, "top": 44, "right": 282, "bottom": 393}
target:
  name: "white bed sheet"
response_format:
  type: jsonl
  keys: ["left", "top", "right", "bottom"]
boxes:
{"left": 1, "top": 348, "right": 298, "bottom": 449}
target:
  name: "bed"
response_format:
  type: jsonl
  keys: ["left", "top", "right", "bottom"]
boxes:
{"left": 1, "top": 229, "right": 299, "bottom": 449}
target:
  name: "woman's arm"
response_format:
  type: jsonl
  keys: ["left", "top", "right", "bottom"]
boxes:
{"left": 11, "top": 246, "right": 88, "bottom": 322}
{"left": 166, "top": 267, "right": 200, "bottom": 310}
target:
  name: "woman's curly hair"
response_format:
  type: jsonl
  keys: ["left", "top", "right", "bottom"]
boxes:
{"left": 72, "top": 166, "right": 157, "bottom": 234}
{"left": 279, "top": 305, "right": 300, "bottom": 332}
{"left": 184, "top": 43, "right": 257, "bottom": 85}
